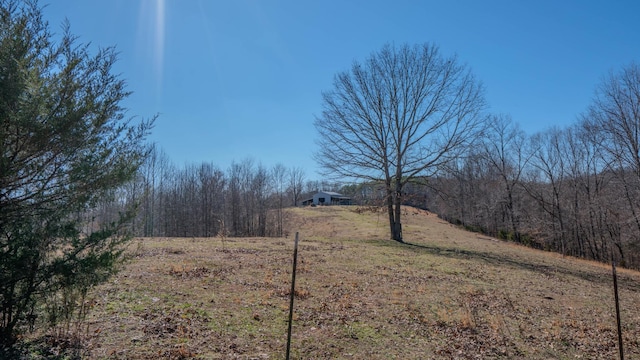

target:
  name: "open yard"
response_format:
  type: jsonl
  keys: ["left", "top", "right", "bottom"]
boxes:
{"left": 62, "top": 206, "right": 640, "bottom": 359}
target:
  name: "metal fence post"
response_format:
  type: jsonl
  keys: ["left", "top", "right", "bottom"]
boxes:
{"left": 286, "top": 232, "right": 300, "bottom": 360}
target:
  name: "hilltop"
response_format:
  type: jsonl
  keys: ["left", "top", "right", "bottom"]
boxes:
{"left": 35, "top": 206, "right": 640, "bottom": 359}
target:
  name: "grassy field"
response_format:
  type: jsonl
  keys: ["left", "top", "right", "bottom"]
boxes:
{"left": 65, "top": 206, "right": 640, "bottom": 359}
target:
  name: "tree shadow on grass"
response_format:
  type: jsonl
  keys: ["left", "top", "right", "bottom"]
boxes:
{"left": 395, "top": 240, "right": 640, "bottom": 293}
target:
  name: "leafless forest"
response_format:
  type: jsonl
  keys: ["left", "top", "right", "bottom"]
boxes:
{"left": 419, "top": 64, "right": 640, "bottom": 268}
{"left": 92, "top": 152, "right": 340, "bottom": 239}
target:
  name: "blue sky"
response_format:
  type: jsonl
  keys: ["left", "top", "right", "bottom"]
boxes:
{"left": 43, "top": 0, "right": 640, "bottom": 179}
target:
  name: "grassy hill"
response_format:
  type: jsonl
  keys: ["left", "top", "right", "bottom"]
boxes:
{"left": 59, "top": 206, "right": 640, "bottom": 358}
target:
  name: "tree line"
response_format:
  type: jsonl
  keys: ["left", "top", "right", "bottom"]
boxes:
{"left": 396, "top": 64, "right": 640, "bottom": 268}
{"left": 92, "top": 148, "right": 345, "bottom": 239}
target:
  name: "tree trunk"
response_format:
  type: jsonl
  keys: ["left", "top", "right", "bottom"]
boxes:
{"left": 391, "top": 179, "right": 404, "bottom": 242}
{"left": 386, "top": 186, "right": 396, "bottom": 241}
{"left": 392, "top": 220, "right": 403, "bottom": 242}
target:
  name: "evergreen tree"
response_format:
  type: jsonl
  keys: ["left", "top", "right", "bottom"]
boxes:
{"left": 0, "top": 0, "right": 153, "bottom": 344}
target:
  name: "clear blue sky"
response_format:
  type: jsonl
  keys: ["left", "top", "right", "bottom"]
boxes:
{"left": 43, "top": 0, "right": 640, "bottom": 179}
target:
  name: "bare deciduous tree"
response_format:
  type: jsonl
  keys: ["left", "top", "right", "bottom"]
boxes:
{"left": 481, "top": 114, "right": 530, "bottom": 241}
{"left": 315, "top": 43, "right": 485, "bottom": 242}
{"left": 526, "top": 129, "right": 568, "bottom": 254}
{"left": 271, "top": 163, "right": 287, "bottom": 236}
{"left": 585, "top": 62, "right": 640, "bottom": 241}
{"left": 288, "top": 167, "right": 305, "bottom": 206}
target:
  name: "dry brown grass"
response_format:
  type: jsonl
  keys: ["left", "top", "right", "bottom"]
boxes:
{"left": 63, "top": 206, "right": 640, "bottom": 359}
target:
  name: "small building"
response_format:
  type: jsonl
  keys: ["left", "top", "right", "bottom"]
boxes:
{"left": 302, "top": 191, "right": 352, "bottom": 206}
